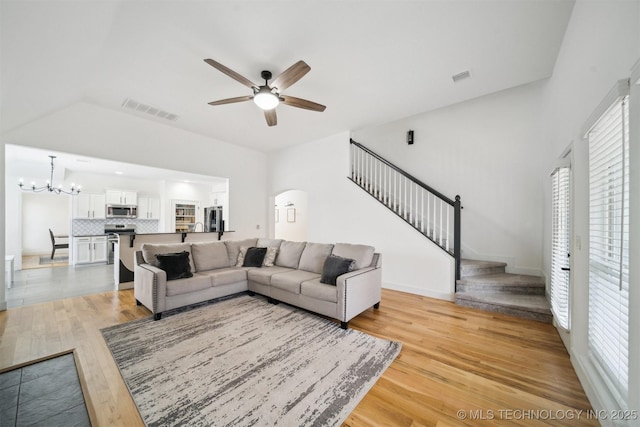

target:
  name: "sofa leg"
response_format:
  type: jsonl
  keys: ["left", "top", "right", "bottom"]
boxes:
{"left": 136, "top": 299, "right": 142, "bottom": 306}
{"left": 268, "top": 298, "right": 279, "bottom": 305}
{"left": 153, "top": 313, "right": 162, "bottom": 321}
{"left": 340, "top": 321, "right": 348, "bottom": 330}
{"left": 373, "top": 302, "right": 380, "bottom": 309}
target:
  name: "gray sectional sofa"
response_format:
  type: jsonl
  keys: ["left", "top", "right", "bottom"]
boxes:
{"left": 133, "top": 238, "right": 382, "bottom": 328}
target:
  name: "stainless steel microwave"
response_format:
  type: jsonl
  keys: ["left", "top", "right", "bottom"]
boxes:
{"left": 106, "top": 204, "right": 137, "bottom": 218}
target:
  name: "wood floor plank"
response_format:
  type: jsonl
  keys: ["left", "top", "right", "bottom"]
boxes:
{"left": 0, "top": 288, "right": 595, "bottom": 426}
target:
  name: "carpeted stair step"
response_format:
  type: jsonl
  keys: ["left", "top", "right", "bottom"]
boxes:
{"left": 456, "top": 272, "right": 545, "bottom": 295}
{"left": 454, "top": 292, "right": 552, "bottom": 323}
{"left": 460, "top": 259, "right": 507, "bottom": 277}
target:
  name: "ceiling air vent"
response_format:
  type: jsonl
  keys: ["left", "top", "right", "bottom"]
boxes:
{"left": 452, "top": 70, "right": 471, "bottom": 83}
{"left": 121, "top": 98, "right": 179, "bottom": 121}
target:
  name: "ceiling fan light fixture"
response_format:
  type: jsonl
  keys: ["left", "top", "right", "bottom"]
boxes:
{"left": 253, "top": 87, "right": 280, "bottom": 110}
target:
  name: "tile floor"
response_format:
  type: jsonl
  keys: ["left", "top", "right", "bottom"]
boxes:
{"left": 6, "top": 260, "right": 115, "bottom": 308}
{"left": 0, "top": 353, "right": 90, "bottom": 426}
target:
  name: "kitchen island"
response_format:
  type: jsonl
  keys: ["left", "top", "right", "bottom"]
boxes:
{"left": 114, "top": 230, "right": 236, "bottom": 289}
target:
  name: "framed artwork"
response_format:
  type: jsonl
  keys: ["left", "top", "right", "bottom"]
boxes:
{"left": 287, "top": 208, "right": 296, "bottom": 223}
{"left": 275, "top": 208, "right": 279, "bottom": 223}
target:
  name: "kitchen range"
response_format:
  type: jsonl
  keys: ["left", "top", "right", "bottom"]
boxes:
{"left": 104, "top": 224, "right": 136, "bottom": 265}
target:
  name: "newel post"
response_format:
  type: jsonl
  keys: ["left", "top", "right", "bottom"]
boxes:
{"left": 454, "top": 195, "right": 462, "bottom": 283}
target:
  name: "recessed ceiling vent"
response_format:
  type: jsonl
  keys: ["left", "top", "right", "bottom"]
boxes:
{"left": 121, "top": 98, "right": 179, "bottom": 121}
{"left": 452, "top": 70, "right": 471, "bottom": 83}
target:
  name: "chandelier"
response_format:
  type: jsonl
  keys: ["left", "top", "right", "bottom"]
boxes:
{"left": 18, "top": 155, "right": 81, "bottom": 195}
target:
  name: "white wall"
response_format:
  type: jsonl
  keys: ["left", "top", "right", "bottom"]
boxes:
{"left": 275, "top": 190, "right": 308, "bottom": 241}
{"left": 352, "top": 81, "right": 546, "bottom": 276}
{"left": 269, "top": 132, "right": 454, "bottom": 300}
{"left": 539, "top": 0, "right": 640, "bottom": 420}
{"left": 21, "top": 193, "right": 70, "bottom": 255}
{"left": 1, "top": 102, "right": 268, "bottom": 247}
{"left": 0, "top": 134, "right": 6, "bottom": 310}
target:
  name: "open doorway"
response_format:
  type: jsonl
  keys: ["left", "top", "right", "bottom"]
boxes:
{"left": 21, "top": 192, "right": 71, "bottom": 270}
{"left": 274, "top": 190, "right": 308, "bottom": 241}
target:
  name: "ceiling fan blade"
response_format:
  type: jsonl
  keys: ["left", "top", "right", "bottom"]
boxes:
{"left": 264, "top": 109, "right": 277, "bottom": 127}
{"left": 204, "top": 59, "right": 257, "bottom": 89}
{"left": 270, "top": 61, "right": 311, "bottom": 92}
{"left": 281, "top": 95, "right": 326, "bottom": 112}
{"left": 208, "top": 95, "right": 253, "bottom": 106}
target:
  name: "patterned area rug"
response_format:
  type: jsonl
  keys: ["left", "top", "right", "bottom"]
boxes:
{"left": 101, "top": 295, "right": 401, "bottom": 427}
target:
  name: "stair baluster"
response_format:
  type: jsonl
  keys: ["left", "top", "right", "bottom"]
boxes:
{"left": 348, "top": 139, "right": 462, "bottom": 281}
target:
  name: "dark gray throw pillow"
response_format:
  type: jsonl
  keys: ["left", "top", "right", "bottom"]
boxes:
{"left": 320, "top": 255, "right": 356, "bottom": 286}
{"left": 155, "top": 251, "right": 193, "bottom": 281}
{"left": 243, "top": 247, "right": 268, "bottom": 268}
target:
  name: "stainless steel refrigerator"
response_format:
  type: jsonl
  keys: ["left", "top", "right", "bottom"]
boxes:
{"left": 204, "top": 206, "right": 224, "bottom": 232}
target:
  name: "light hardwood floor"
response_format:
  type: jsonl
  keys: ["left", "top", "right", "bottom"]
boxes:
{"left": 0, "top": 288, "right": 596, "bottom": 426}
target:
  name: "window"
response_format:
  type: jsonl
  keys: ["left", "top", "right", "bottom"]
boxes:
{"left": 550, "top": 167, "right": 570, "bottom": 330}
{"left": 587, "top": 84, "right": 629, "bottom": 405}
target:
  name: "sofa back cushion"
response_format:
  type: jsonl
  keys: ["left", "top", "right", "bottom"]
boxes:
{"left": 141, "top": 243, "right": 195, "bottom": 272}
{"left": 275, "top": 241, "right": 307, "bottom": 268}
{"left": 191, "top": 242, "right": 230, "bottom": 272}
{"left": 225, "top": 238, "right": 258, "bottom": 266}
{"left": 332, "top": 243, "right": 375, "bottom": 270}
{"left": 256, "top": 238, "right": 283, "bottom": 248}
{"left": 298, "top": 242, "right": 334, "bottom": 274}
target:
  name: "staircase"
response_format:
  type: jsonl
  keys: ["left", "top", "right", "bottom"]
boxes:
{"left": 455, "top": 260, "right": 552, "bottom": 323}
{"left": 349, "top": 140, "right": 552, "bottom": 323}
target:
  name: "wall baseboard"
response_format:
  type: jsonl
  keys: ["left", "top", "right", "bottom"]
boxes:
{"left": 571, "top": 353, "right": 623, "bottom": 427}
{"left": 382, "top": 282, "right": 454, "bottom": 302}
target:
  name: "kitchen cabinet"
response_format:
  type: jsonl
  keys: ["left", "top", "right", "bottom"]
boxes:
{"left": 74, "top": 193, "right": 106, "bottom": 219}
{"left": 138, "top": 196, "right": 160, "bottom": 219}
{"left": 106, "top": 190, "right": 137, "bottom": 205}
{"left": 74, "top": 236, "right": 107, "bottom": 264}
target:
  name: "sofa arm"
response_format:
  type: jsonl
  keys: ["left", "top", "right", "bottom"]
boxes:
{"left": 336, "top": 266, "right": 382, "bottom": 323}
{"left": 134, "top": 263, "right": 167, "bottom": 315}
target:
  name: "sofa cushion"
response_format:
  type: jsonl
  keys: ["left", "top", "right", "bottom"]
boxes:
{"left": 248, "top": 266, "right": 294, "bottom": 286}
{"left": 301, "top": 278, "right": 339, "bottom": 303}
{"left": 256, "top": 238, "right": 283, "bottom": 248}
{"left": 243, "top": 247, "right": 267, "bottom": 267}
{"left": 156, "top": 251, "right": 194, "bottom": 281}
{"left": 191, "top": 242, "right": 230, "bottom": 272}
{"left": 332, "top": 243, "right": 375, "bottom": 269}
{"left": 298, "top": 243, "right": 334, "bottom": 274}
{"left": 225, "top": 238, "right": 258, "bottom": 266}
{"left": 271, "top": 270, "right": 321, "bottom": 294}
{"left": 320, "top": 255, "right": 356, "bottom": 286}
{"left": 142, "top": 243, "right": 195, "bottom": 272}
{"left": 202, "top": 267, "right": 248, "bottom": 287}
{"left": 275, "top": 241, "right": 307, "bottom": 268}
{"left": 165, "top": 273, "right": 212, "bottom": 297}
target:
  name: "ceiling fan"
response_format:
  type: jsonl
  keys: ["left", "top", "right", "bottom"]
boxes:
{"left": 204, "top": 59, "right": 326, "bottom": 127}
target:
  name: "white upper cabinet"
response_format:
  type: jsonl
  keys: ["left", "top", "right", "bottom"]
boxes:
{"left": 74, "top": 193, "right": 106, "bottom": 219}
{"left": 138, "top": 196, "right": 160, "bottom": 220}
{"left": 106, "top": 190, "right": 137, "bottom": 205}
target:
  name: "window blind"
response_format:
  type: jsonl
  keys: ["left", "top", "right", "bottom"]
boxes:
{"left": 550, "top": 167, "right": 570, "bottom": 330}
{"left": 587, "top": 93, "right": 629, "bottom": 405}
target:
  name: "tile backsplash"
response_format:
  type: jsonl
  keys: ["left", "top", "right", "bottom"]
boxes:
{"left": 72, "top": 219, "right": 159, "bottom": 236}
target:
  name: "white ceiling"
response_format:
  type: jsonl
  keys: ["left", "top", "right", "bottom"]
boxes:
{"left": 0, "top": 0, "right": 575, "bottom": 153}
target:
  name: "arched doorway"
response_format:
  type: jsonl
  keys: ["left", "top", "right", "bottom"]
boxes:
{"left": 274, "top": 190, "right": 307, "bottom": 241}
